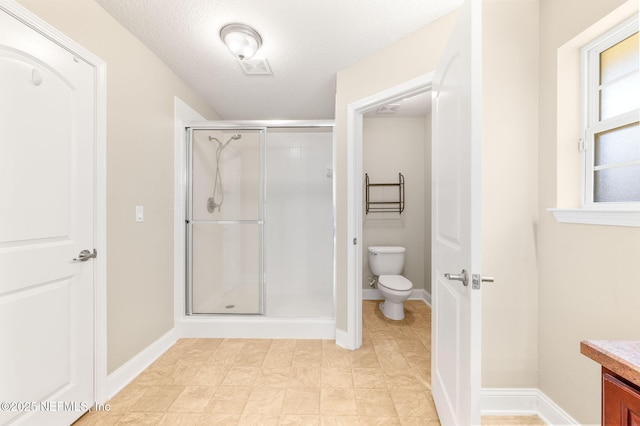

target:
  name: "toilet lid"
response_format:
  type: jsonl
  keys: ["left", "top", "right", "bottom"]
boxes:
{"left": 378, "top": 275, "right": 412, "bottom": 291}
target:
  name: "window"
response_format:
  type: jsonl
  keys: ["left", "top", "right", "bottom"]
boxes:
{"left": 582, "top": 15, "right": 639, "bottom": 207}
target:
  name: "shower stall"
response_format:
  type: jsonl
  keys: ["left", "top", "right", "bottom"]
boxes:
{"left": 185, "top": 123, "right": 334, "bottom": 324}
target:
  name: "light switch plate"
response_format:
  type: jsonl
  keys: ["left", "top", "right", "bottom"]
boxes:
{"left": 135, "top": 205, "right": 144, "bottom": 222}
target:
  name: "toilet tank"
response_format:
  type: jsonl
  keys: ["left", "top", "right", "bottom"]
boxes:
{"left": 368, "top": 246, "right": 405, "bottom": 275}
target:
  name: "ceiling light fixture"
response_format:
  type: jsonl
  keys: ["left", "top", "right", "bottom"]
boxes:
{"left": 220, "top": 23, "right": 262, "bottom": 61}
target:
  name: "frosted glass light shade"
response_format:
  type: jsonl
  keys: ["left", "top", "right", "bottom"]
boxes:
{"left": 220, "top": 23, "right": 262, "bottom": 60}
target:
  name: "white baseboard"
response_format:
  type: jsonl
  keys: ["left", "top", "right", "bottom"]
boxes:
{"left": 481, "top": 388, "right": 539, "bottom": 415}
{"left": 362, "top": 288, "right": 381, "bottom": 300}
{"left": 481, "top": 388, "right": 580, "bottom": 425}
{"left": 419, "top": 289, "right": 432, "bottom": 306}
{"left": 105, "top": 328, "right": 177, "bottom": 399}
{"left": 537, "top": 390, "right": 582, "bottom": 426}
{"left": 362, "top": 288, "right": 431, "bottom": 306}
{"left": 335, "top": 328, "right": 352, "bottom": 350}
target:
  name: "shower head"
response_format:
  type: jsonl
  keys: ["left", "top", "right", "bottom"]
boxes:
{"left": 208, "top": 134, "right": 241, "bottom": 148}
{"left": 219, "top": 134, "right": 241, "bottom": 149}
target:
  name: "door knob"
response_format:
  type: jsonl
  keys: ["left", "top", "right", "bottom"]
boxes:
{"left": 444, "top": 269, "right": 469, "bottom": 287}
{"left": 73, "top": 249, "right": 97, "bottom": 262}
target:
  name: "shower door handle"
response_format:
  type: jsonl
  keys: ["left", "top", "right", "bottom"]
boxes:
{"left": 73, "top": 249, "right": 97, "bottom": 262}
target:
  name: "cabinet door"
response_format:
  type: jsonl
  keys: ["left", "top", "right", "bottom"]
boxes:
{"left": 603, "top": 373, "right": 640, "bottom": 426}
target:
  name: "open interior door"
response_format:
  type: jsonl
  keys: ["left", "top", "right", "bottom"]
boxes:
{"left": 431, "top": 0, "right": 482, "bottom": 424}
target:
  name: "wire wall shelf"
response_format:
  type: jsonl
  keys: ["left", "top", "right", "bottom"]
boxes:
{"left": 365, "top": 173, "right": 405, "bottom": 214}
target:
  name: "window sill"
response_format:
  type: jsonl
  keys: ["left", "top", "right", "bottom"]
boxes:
{"left": 548, "top": 208, "right": 640, "bottom": 227}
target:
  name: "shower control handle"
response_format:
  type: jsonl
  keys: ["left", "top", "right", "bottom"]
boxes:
{"left": 73, "top": 249, "right": 97, "bottom": 262}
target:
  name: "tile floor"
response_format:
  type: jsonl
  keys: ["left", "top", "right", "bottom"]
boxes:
{"left": 74, "top": 300, "right": 544, "bottom": 425}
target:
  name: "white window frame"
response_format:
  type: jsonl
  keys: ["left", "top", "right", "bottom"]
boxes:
{"left": 581, "top": 15, "right": 639, "bottom": 210}
{"left": 550, "top": 9, "right": 640, "bottom": 228}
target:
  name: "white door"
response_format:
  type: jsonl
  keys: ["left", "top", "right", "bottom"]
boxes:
{"left": 0, "top": 8, "right": 95, "bottom": 426}
{"left": 431, "top": 0, "right": 482, "bottom": 425}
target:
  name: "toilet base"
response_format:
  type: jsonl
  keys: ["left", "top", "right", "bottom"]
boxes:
{"left": 379, "top": 300, "right": 405, "bottom": 321}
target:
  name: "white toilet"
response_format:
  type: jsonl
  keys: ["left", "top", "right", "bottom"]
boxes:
{"left": 367, "top": 246, "right": 413, "bottom": 320}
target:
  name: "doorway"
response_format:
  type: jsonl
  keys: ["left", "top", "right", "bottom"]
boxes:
{"left": 361, "top": 91, "right": 432, "bottom": 305}
{"left": 345, "top": 73, "right": 433, "bottom": 350}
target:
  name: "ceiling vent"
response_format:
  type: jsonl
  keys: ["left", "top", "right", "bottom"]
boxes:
{"left": 239, "top": 58, "right": 272, "bottom": 76}
{"left": 375, "top": 103, "right": 402, "bottom": 115}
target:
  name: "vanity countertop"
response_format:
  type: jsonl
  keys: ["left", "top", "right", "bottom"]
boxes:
{"left": 581, "top": 340, "right": 640, "bottom": 387}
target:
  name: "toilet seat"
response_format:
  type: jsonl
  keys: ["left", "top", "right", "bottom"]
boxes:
{"left": 378, "top": 275, "right": 412, "bottom": 291}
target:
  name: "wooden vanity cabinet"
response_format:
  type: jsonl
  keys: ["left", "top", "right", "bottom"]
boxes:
{"left": 603, "top": 367, "right": 640, "bottom": 426}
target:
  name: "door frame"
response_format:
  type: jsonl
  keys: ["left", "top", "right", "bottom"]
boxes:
{"left": 343, "top": 73, "right": 433, "bottom": 350}
{"left": 0, "top": 1, "right": 109, "bottom": 404}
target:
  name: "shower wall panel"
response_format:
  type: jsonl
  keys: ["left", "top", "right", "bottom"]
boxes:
{"left": 265, "top": 128, "right": 334, "bottom": 317}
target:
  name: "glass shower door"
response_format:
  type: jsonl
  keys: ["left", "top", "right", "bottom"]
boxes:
{"left": 187, "top": 128, "right": 264, "bottom": 314}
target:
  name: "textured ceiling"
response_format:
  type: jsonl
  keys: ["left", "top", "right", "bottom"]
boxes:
{"left": 94, "top": 0, "right": 461, "bottom": 120}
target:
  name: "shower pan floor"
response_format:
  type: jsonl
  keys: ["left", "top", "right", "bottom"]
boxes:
{"left": 192, "top": 284, "right": 261, "bottom": 315}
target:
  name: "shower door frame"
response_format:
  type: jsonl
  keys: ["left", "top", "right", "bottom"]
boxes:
{"left": 185, "top": 125, "right": 267, "bottom": 315}
{"left": 184, "top": 120, "right": 335, "bottom": 319}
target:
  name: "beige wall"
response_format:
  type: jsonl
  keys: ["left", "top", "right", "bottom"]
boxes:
{"left": 537, "top": 0, "right": 639, "bottom": 423}
{"left": 335, "top": 10, "right": 458, "bottom": 332}
{"left": 18, "top": 0, "right": 219, "bottom": 373}
{"left": 481, "top": 0, "right": 540, "bottom": 388}
{"left": 362, "top": 117, "right": 427, "bottom": 292}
